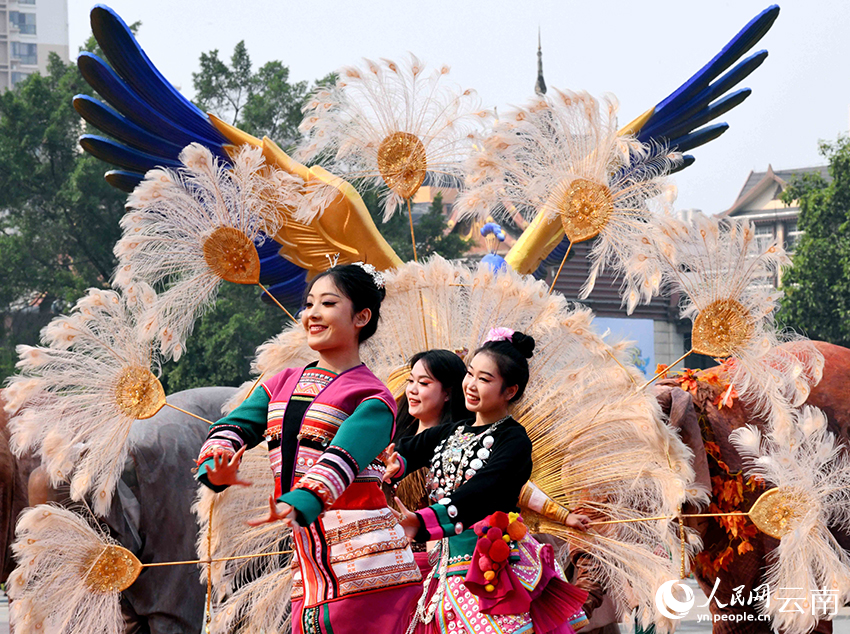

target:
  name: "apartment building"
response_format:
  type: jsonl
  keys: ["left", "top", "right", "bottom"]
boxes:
{"left": 0, "top": 0, "right": 69, "bottom": 91}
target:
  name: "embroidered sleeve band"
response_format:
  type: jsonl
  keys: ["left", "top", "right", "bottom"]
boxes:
{"left": 414, "top": 503, "right": 455, "bottom": 542}
{"left": 292, "top": 446, "right": 360, "bottom": 510}
{"left": 196, "top": 429, "right": 244, "bottom": 465}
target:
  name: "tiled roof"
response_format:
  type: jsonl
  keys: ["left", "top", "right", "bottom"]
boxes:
{"left": 725, "top": 164, "right": 830, "bottom": 215}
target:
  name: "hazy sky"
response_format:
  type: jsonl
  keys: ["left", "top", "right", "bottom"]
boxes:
{"left": 66, "top": 0, "right": 850, "bottom": 214}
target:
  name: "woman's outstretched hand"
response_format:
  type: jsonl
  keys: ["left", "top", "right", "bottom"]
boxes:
{"left": 247, "top": 494, "right": 297, "bottom": 528}
{"left": 206, "top": 446, "right": 252, "bottom": 488}
{"left": 566, "top": 512, "right": 592, "bottom": 532}
{"left": 392, "top": 496, "right": 420, "bottom": 543}
{"left": 382, "top": 443, "right": 402, "bottom": 483}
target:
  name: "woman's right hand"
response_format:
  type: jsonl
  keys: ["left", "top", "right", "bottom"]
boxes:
{"left": 206, "top": 445, "right": 253, "bottom": 487}
{"left": 382, "top": 443, "right": 402, "bottom": 483}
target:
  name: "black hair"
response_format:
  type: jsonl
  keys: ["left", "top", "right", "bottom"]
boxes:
{"left": 393, "top": 349, "right": 468, "bottom": 442}
{"left": 303, "top": 264, "right": 386, "bottom": 342}
{"left": 472, "top": 331, "right": 535, "bottom": 402}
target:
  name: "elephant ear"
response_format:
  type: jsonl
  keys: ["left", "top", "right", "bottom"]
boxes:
{"left": 76, "top": 5, "right": 402, "bottom": 311}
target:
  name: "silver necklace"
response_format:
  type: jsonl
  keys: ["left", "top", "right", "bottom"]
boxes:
{"left": 428, "top": 416, "right": 509, "bottom": 503}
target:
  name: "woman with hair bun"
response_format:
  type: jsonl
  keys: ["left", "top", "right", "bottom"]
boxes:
{"left": 196, "top": 263, "right": 422, "bottom": 634}
{"left": 385, "top": 328, "right": 591, "bottom": 634}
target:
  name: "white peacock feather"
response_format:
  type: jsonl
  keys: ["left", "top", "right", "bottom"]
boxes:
{"left": 4, "top": 284, "right": 160, "bottom": 516}
{"left": 113, "top": 143, "right": 302, "bottom": 361}
{"left": 730, "top": 407, "right": 850, "bottom": 633}
{"left": 456, "top": 90, "right": 678, "bottom": 312}
{"left": 296, "top": 54, "right": 492, "bottom": 221}
{"left": 194, "top": 446, "right": 292, "bottom": 634}
{"left": 650, "top": 211, "right": 824, "bottom": 436}
{"left": 7, "top": 505, "right": 135, "bottom": 634}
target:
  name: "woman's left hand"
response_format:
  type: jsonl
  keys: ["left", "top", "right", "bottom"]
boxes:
{"left": 392, "top": 497, "right": 420, "bottom": 543}
{"left": 566, "top": 512, "right": 591, "bottom": 532}
{"left": 247, "top": 494, "right": 297, "bottom": 528}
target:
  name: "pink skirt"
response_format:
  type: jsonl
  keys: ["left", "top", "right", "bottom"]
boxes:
{"left": 414, "top": 534, "right": 587, "bottom": 634}
{"left": 292, "top": 582, "right": 422, "bottom": 634}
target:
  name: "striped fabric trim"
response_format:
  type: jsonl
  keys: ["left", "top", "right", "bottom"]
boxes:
{"left": 305, "top": 402, "right": 349, "bottom": 428}
{"left": 323, "top": 513, "right": 399, "bottom": 545}
{"left": 391, "top": 454, "right": 408, "bottom": 481}
{"left": 267, "top": 400, "right": 288, "bottom": 419}
{"left": 294, "top": 446, "right": 360, "bottom": 510}
{"left": 196, "top": 428, "right": 245, "bottom": 465}
{"left": 328, "top": 536, "right": 411, "bottom": 564}
{"left": 354, "top": 464, "right": 385, "bottom": 483}
{"left": 296, "top": 468, "right": 343, "bottom": 508}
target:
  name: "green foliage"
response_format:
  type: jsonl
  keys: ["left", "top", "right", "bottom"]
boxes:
{"left": 366, "top": 192, "right": 472, "bottom": 262}
{"left": 0, "top": 53, "right": 127, "bottom": 379}
{"left": 159, "top": 283, "right": 290, "bottom": 392}
{"left": 192, "top": 42, "right": 309, "bottom": 149}
{"left": 779, "top": 136, "right": 850, "bottom": 347}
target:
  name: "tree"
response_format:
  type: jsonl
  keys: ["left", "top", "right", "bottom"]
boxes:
{"left": 779, "top": 136, "right": 850, "bottom": 347}
{"left": 158, "top": 283, "right": 290, "bottom": 393}
{"left": 0, "top": 53, "right": 127, "bottom": 379}
{"left": 192, "top": 43, "right": 311, "bottom": 149}
{"left": 366, "top": 191, "right": 472, "bottom": 262}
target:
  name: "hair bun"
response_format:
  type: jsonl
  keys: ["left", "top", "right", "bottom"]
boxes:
{"left": 510, "top": 331, "right": 535, "bottom": 358}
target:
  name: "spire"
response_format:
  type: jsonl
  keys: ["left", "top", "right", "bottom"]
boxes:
{"left": 535, "top": 27, "right": 547, "bottom": 96}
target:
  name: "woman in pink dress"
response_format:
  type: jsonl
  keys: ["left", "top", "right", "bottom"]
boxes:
{"left": 197, "top": 264, "right": 422, "bottom": 634}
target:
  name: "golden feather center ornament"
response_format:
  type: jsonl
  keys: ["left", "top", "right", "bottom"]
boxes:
{"left": 114, "top": 366, "right": 166, "bottom": 420}
{"left": 748, "top": 487, "right": 807, "bottom": 540}
{"left": 81, "top": 545, "right": 143, "bottom": 593}
{"left": 202, "top": 227, "right": 261, "bottom": 285}
{"left": 691, "top": 298, "right": 754, "bottom": 357}
{"left": 554, "top": 178, "right": 614, "bottom": 243}
{"left": 377, "top": 132, "right": 427, "bottom": 199}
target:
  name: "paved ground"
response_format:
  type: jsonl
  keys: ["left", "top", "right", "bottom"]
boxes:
{"left": 0, "top": 581, "right": 846, "bottom": 633}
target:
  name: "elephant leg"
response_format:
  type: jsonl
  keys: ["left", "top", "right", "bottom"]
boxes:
{"left": 120, "top": 596, "right": 149, "bottom": 634}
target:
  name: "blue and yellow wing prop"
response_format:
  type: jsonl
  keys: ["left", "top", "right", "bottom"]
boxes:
{"left": 74, "top": 5, "right": 402, "bottom": 305}
{"left": 510, "top": 5, "right": 781, "bottom": 276}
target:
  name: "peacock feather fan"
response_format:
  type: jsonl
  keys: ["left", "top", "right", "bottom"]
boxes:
{"left": 113, "top": 143, "right": 303, "bottom": 361}
{"left": 296, "top": 54, "right": 492, "bottom": 221}
{"left": 730, "top": 407, "right": 850, "bottom": 633}
{"left": 8, "top": 504, "right": 141, "bottom": 634}
{"left": 650, "top": 211, "right": 824, "bottom": 435}
{"left": 4, "top": 285, "right": 161, "bottom": 516}
{"left": 456, "top": 90, "right": 679, "bottom": 312}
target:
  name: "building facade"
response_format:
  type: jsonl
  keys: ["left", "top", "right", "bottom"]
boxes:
{"left": 0, "top": 0, "right": 69, "bottom": 91}
{"left": 721, "top": 164, "right": 828, "bottom": 287}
